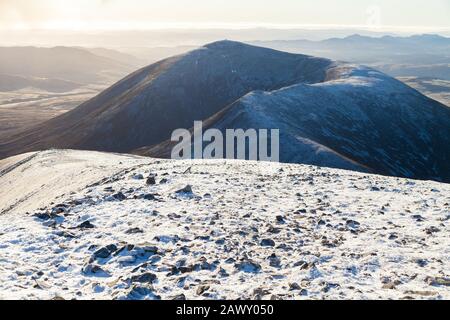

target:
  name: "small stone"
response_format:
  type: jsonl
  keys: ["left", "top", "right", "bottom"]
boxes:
{"left": 55, "top": 231, "right": 76, "bottom": 239}
{"left": 322, "top": 282, "right": 340, "bottom": 293}
{"left": 92, "top": 245, "right": 117, "bottom": 260}
{"left": 260, "top": 239, "right": 276, "bottom": 247}
{"left": 146, "top": 176, "right": 156, "bottom": 185}
{"left": 268, "top": 254, "right": 281, "bottom": 268}
{"left": 253, "top": 288, "right": 271, "bottom": 299}
{"left": 235, "top": 259, "right": 262, "bottom": 273}
{"left": 125, "top": 228, "right": 144, "bottom": 235}
{"left": 128, "top": 285, "right": 161, "bottom": 300}
{"left": 382, "top": 282, "right": 397, "bottom": 290}
{"left": 171, "top": 294, "right": 187, "bottom": 300}
{"left": 76, "top": 221, "right": 95, "bottom": 229}
{"left": 34, "top": 212, "right": 60, "bottom": 221}
{"left": 93, "top": 248, "right": 112, "bottom": 260}
{"left": 276, "top": 216, "right": 285, "bottom": 224}
{"left": 132, "top": 174, "right": 144, "bottom": 180}
{"left": 412, "top": 215, "right": 425, "bottom": 222}
{"left": 388, "top": 233, "right": 398, "bottom": 240}
{"left": 218, "top": 268, "right": 229, "bottom": 278}
{"left": 175, "top": 185, "right": 193, "bottom": 194}
{"left": 425, "top": 226, "right": 440, "bottom": 235}
{"left": 267, "top": 226, "right": 281, "bottom": 234}
{"left": 404, "top": 290, "right": 437, "bottom": 297}
{"left": 130, "top": 273, "right": 157, "bottom": 284}
{"left": 426, "top": 277, "right": 450, "bottom": 287}
{"left": 415, "top": 259, "right": 428, "bottom": 267}
{"left": 196, "top": 285, "right": 210, "bottom": 296}
{"left": 154, "top": 235, "right": 179, "bottom": 243}
{"left": 82, "top": 264, "right": 111, "bottom": 277}
{"left": 346, "top": 220, "right": 361, "bottom": 230}
{"left": 143, "top": 194, "right": 158, "bottom": 201}
{"left": 293, "top": 261, "right": 311, "bottom": 270}
{"left": 113, "top": 192, "right": 127, "bottom": 201}
{"left": 289, "top": 283, "right": 301, "bottom": 291}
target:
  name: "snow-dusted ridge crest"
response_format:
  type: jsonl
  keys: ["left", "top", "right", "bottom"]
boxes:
{"left": 0, "top": 149, "right": 449, "bottom": 300}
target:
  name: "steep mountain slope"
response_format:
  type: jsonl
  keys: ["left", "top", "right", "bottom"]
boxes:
{"left": 0, "top": 150, "right": 449, "bottom": 300}
{"left": 0, "top": 41, "right": 333, "bottom": 156}
{"left": 140, "top": 64, "right": 450, "bottom": 182}
{"left": 219, "top": 67, "right": 450, "bottom": 181}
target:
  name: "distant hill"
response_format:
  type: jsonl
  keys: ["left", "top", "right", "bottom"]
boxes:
{"left": 0, "top": 73, "right": 82, "bottom": 93}
{"left": 0, "top": 46, "right": 135, "bottom": 85}
{"left": 81, "top": 47, "right": 145, "bottom": 68}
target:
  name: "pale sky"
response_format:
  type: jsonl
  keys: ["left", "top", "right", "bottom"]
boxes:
{"left": 0, "top": 0, "right": 449, "bottom": 32}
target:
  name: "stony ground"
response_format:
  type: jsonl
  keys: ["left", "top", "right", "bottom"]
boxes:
{"left": 0, "top": 150, "right": 449, "bottom": 300}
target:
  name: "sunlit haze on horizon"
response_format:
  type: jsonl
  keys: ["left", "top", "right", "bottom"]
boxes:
{"left": 0, "top": 0, "right": 449, "bottom": 32}
{"left": 0, "top": 0, "right": 449, "bottom": 47}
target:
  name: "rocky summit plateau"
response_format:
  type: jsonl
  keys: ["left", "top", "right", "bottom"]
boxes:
{"left": 0, "top": 150, "right": 448, "bottom": 300}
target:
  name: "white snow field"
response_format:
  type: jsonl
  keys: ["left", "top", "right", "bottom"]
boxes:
{"left": 0, "top": 150, "right": 448, "bottom": 300}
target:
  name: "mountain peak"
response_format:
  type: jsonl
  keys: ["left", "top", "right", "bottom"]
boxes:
{"left": 203, "top": 39, "right": 250, "bottom": 49}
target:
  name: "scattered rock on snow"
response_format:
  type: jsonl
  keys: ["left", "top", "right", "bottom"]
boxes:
{"left": 276, "top": 216, "right": 286, "bottom": 224}
{"left": 425, "top": 277, "right": 450, "bottom": 287}
{"left": 346, "top": 220, "right": 361, "bottom": 231}
{"left": 196, "top": 285, "right": 210, "bottom": 296}
{"left": 175, "top": 185, "right": 193, "bottom": 195}
{"left": 289, "top": 282, "right": 302, "bottom": 291}
{"left": 425, "top": 226, "right": 440, "bottom": 235}
{"left": 130, "top": 273, "right": 157, "bottom": 284}
{"left": 235, "top": 259, "right": 262, "bottom": 273}
{"left": 75, "top": 221, "right": 95, "bottom": 229}
{"left": 92, "top": 245, "right": 118, "bottom": 260}
{"left": 260, "top": 239, "right": 276, "bottom": 247}
{"left": 146, "top": 176, "right": 156, "bottom": 185}
{"left": 82, "top": 264, "right": 111, "bottom": 277}
{"left": 125, "top": 228, "right": 144, "bottom": 235}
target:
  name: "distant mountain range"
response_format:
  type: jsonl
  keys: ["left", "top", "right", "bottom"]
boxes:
{"left": 252, "top": 34, "right": 450, "bottom": 80}
{"left": 1, "top": 41, "right": 450, "bottom": 182}
{"left": 252, "top": 34, "right": 450, "bottom": 63}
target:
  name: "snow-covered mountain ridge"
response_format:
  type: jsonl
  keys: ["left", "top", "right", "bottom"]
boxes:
{"left": 144, "top": 62, "right": 450, "bottom": 181}
{"left": 0, "top": 150, "right": 448, "bottom": 300}
{"left": 2, "top": 41, "right": 450, "bottom": 182}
